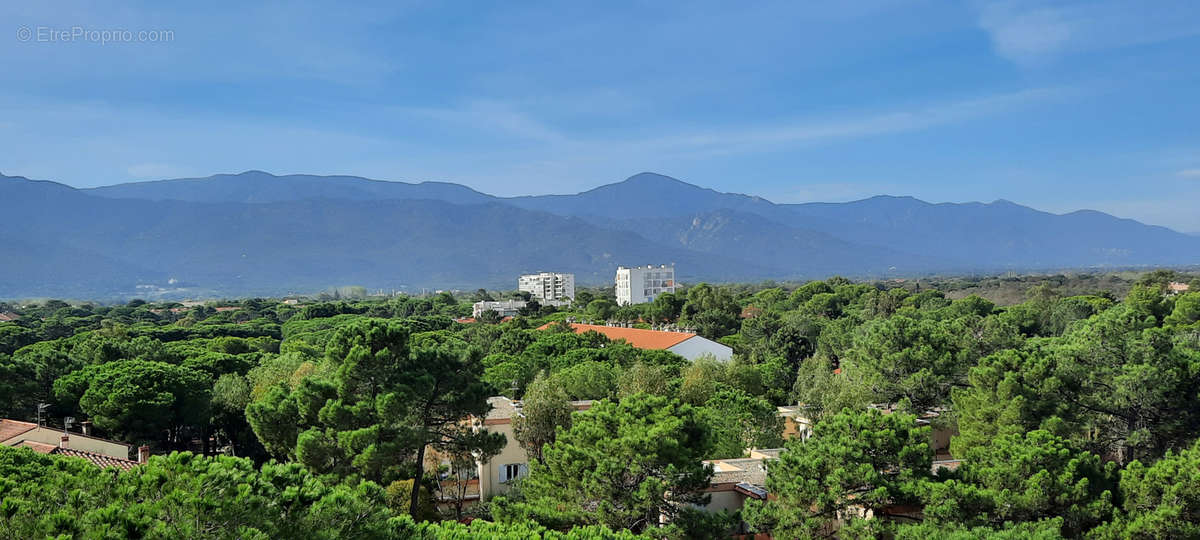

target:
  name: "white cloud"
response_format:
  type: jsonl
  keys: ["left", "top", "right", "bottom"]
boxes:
{"left": 975, "top": 0, "right": 1200, "bottom": 65}
{"left": 630, "top": 87, "right": 1067, "bottom": 158}
{"left": 1177, "top": 168, "right": 1200, "bottom": 178}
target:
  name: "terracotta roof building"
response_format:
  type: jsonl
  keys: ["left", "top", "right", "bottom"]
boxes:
{"left": 1, "top": 419, "right": 143, "bottom": 466}
{"left": 537, "top": 323, "right": 733, "bottom": 362}
{"left": 16, "top": 440, "right": 143, "bottom": 471}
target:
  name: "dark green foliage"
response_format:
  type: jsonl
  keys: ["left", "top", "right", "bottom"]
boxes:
{"left": 0, "top": 446, "right": 648, "bottom": 539}
{"left": 921, "top": 430, "right": 1116, "bottom": 536}
{"left": 54, "top": 360, "right": 211, "bottom": 448}
{"left": 512, "top": 372, "right": 574, "bottom": 461}
{"left": 1092, "top": 439, "right": 1200, "bottom": 539}
{"left": 744, "top": 408, "right": 932, "bottom": 538}
{"left": 4, "top": 273, "right": 1200, "bottom": 538}
{"left": 498, "top": 394, "right": 727, "bottom": 538}
{"left": 698, "top": 389, "right": 783, "bottom": 459}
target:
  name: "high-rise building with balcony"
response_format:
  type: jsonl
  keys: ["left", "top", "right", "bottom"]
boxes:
{"left": 615, "top": 264, "right": 675, "bottom": 305}
{"left": 518, "top": 272, "right": 575, "bottom": 301}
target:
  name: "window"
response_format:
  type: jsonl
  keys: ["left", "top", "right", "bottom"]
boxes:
{"left": 500, "top": 463, "right": 527, "bottom": 484}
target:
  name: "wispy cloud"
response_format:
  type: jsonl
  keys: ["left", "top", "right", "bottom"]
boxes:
{"left": 399, "top": 100, "right": 568, "bottom": 144}
{"left": 975, "top": 0, "right": 1200, "bottom": 65}
{"left": 403, "top": 86, "right": 1067, "bottom": 163}
{"left": 1177, "top": 169, "right": 1200, "bottom": 178}
{"left": 630, "top": 87, "right": 1068, "bottom": 158}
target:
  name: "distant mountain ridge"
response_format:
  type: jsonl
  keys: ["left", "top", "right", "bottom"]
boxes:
{"left": 3, "top": 170, "right": 1199, "bottom": 299}
{"left": 85, "top": 170, "right": 495, "bottom": 205}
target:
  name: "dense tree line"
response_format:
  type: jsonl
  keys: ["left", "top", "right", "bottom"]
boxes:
{"left": 0, "top": 269, "right": 1198, "bottom": 538}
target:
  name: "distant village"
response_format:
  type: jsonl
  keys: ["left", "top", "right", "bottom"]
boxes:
{"left": 468, "top": 266, "right": 733, "bottom": 362}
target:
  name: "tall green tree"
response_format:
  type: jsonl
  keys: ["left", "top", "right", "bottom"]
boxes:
{"left": 1091, "top": 439, "right": 1200, "bottom": 539}
{"left": 250, "top": 321, "right": 504, "bottom": 516}
{"left": 498, "top": 394, "right": 721, "bottom": 537}
{"left": 744, "top": 408, "right": 932, "bottom": 538}
{"left": 53, "top": 359, "right": 211, "bottom": 448}
{"left": 512, "top": 372, "right": 574, "bottom": 461}
{"left": 922, "top": 430, "right": 1116, "bottom": 537}
{"left": 698, "top": 389, "right": 783, "bottom": 459}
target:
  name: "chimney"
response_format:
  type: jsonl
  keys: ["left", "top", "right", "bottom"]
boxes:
{"left": 60, "top": 434, "right": 69, "bottom": 449}
{"left": 80, "top": 421, "right": 93, "bottom": 436}
{"left": 138, "top": 445, "right": 150, "bottom": 464}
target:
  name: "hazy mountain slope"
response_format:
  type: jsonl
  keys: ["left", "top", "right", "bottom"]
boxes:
{"left": 507, "top": 174, "right": 1200, "bottom": 269}
{"left": 3, "top": 169, "right": 1198, "bottom": 299}
{"left": 83, "top": 170, "right": 495, "bottom": 205}
{"left": 591, "top": 209, "right": 955, "bottom": 278}
{"left": 781, "top": 196, "right": 1200, "bottom": 268}
{"left": 503, "top": 172, "right": 781, "bottom": 219}
{"left": 0, "top": 175, "right": 782, "bottom": 297}
{"left": 0, "top": 231, "right": 165, "bottom": 298}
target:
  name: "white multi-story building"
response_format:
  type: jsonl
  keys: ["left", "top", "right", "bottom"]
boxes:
{"left": 615, "top": 264, "right": 675, "bottom": 305}
{"left": 518, "top": 272, "right": 575, "bottom": 301}
{"left": 472, "top": 300, "right": 526, "bottom": 318}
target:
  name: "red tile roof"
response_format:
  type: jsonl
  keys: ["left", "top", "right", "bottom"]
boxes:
{"left": 53, "top": 447, "right": 140, "bottom": 471}
{"left": 15, "top": 440, "right": 140, "bottom": 471}
{"left": 0, "top": 419, "right": 37, "bottom": 442}
{"left": 538, "top": 323, "right": 696, "bottom": 350}
{"left": 0, "top": 312, "right": 19, "bottom": 322}
{"left": 16, "top": 440, "right": 56, "bottom": 453}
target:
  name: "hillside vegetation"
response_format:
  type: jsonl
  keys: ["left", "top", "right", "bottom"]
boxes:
{"left": 1, "top": 270, "right": 1199, "bottom": 537}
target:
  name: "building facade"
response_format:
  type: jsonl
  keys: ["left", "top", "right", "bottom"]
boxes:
{"left": 472, "top": 299, "right": 526, "bottom": 318}
{"left": 474, "top": 396, "right": 593, "bottom": 500}
{"left": 536, "top": 323, "right": 733, "bottom": 362}
{"left": 518, "top": 272, "right": 575, "bottom": 301}
{"left": 615, "top": 264, "right": 675, "bottom": 305}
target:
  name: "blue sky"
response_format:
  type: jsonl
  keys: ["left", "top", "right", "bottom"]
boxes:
{"left": 3, "top": 1, "right": 1200, "bottom": 231}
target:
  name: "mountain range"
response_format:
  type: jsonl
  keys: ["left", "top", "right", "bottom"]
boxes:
{"left": 2, "top": 170, "right": 1197, "bottom": 299}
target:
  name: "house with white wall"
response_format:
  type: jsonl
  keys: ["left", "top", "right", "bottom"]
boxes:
{"left": 538, "top": 322, "right": 732, "bottom": 362}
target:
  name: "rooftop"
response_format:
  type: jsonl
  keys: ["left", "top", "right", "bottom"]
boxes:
{"left": 704, "top": 455, "right": 772, "bottom": 485}
{"left": 536, "top": 323, "right": 696, "bottom": 350}
{"left": 0, "top": 419, "right": 37, "bottom": 442}
{"left": 483, "top": 396, "right": 594, "bottom": 424}
{"left": 17, "top": 442, "right": 141, "bottom": 471}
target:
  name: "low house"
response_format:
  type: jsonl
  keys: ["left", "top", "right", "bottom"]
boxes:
{"left": 454, "top": 316, "right": 513, "bottom": 324}
{"left": 776, "top": 405, "right": 814, "bottom": 440}
{"left": 777, "top": 400, "right": 955, "bottom": 457}
{"left": 537, "top": 323, "right": 733, "bottom": 362}
{"left": 868, "top": 405, "right": 956, "bottom": 459}
{"left": 1, "top": 419, "right": 146, "bottom": 470}
{"left": 472, "top": 300, "right": 527, "bottom": 318}
{"left": 1168, "top": 282, "right": 1191, "bottom": 295}
{"left": 699, "top": 449, "right": 781, "bottom": 534}
{"left": 473, "top": 396, "right": 593, "bottom": 501}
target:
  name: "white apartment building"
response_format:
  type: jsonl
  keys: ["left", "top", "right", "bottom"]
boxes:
{"left": 472, "top": 299, "right": 526, "bottom": 318}
{"left": 518, "top": 272, "right": 575, "bottom": 301}
{"left": 615, "top": 264, "right": 676, "bottom": 305}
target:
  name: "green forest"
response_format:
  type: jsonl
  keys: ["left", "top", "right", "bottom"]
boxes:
{"left": 1, "top": 270, "right": 1199, "bottom": 539}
